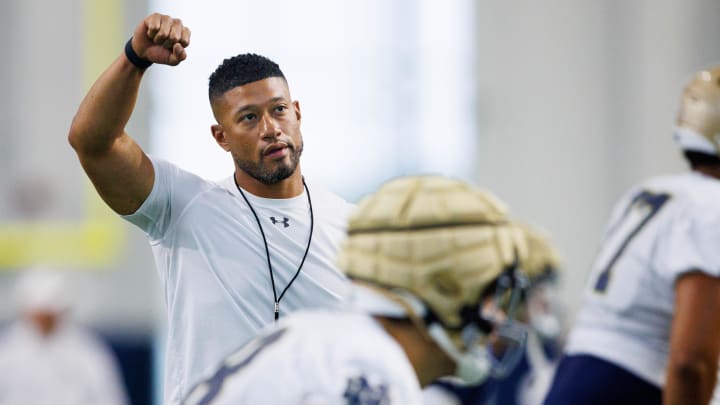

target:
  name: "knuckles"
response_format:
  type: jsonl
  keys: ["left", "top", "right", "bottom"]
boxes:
{"left": 140, "top": 13, "right": 190, "bottom": 60}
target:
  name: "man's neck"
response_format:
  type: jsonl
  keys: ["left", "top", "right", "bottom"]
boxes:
{"left": 694, "top": 165, "right": 720, "bottom": 181}
{"left": 234, "top": 169, "right": 304, "bottom": 199}
{"left": 375, "top": 316, "right": 455, "bottom": 387}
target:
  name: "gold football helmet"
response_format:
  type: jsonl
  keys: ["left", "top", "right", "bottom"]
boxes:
{"left": 336, "top": 175, "right": 529, "bottom": 384}
{"left": 675, "top": 66, "right": 720, "bottom": 154}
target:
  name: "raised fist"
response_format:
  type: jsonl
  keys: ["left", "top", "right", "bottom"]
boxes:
{"left": 129, "top": 13, "right": 191, "bottom": 66}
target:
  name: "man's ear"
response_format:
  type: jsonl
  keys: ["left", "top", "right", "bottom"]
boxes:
{"left": 293, "top": 100, "right": 302, "bottom": 122}
{"left": 211, "top": 124, "right": 230, "bottom": 151}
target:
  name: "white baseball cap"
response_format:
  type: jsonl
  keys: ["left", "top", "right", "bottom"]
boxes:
{"left": 12, "top": 266, "right": 70, "bottom": 314}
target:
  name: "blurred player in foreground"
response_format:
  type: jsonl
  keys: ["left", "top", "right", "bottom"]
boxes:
{"left": 183, "top": 175, "right": 530, "bottom": 404}
{"left": 544, "top": 66, "right": 720, "bottom": 405}
{"left": 423, "top": 222, "right": 565, "bottom": 405}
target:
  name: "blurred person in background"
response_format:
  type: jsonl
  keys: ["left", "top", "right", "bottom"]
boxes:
{"left": 543, "top": 66, "right": 720, "bottom": 405}
{"left": 183, "top": 176, "right": 530, "bottom": 404}
{"left": 422, "top": 222, "right": 566, "bottom": 405}
{"left": 0, "top": 267, "right": 128, "bottom": 405}
{"left": 68, "top": 12, "right": 355, "bottom": 403}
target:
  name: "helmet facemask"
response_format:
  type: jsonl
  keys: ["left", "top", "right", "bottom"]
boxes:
{"left": 385, "top": 268, "right": 528, "bottom": 385}
{"left": 479, "top": 267, "right": 530, "bottom": 378}
{"left": 514, "top": 222, "right": 565, "bottom": 342}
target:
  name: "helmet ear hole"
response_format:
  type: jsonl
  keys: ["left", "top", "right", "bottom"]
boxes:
{"left": 430, "top": 271, "right": 462, "bottom": 298}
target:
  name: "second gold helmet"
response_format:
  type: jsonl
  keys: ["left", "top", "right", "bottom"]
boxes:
{"left": 674, "top": 66, "right": 720, "bottom": 155}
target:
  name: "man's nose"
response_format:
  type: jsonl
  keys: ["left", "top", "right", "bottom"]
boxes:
{"left": 259, "top": 113, "right": 281, "bottom": 140}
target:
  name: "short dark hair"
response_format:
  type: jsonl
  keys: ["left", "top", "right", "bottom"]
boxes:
{"left": 208, "top": 53, "right": 286, "bottom": 101}
{"left": 683, "top": 151, "right": 720, "bottom": 169}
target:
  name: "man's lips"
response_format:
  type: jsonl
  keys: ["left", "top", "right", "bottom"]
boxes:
{"left": 263, "top": 143, "right": 289, "bottom": 158}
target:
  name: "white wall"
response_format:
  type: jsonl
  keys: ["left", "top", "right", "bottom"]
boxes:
{"left": 148, "top": 0, "right": 477, "bottom": 202}
{"left": 474, "top": 0, "right": 720, "bottom": 322}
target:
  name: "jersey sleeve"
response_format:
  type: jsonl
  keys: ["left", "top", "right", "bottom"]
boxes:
{"left": 121, "top": 156, "right": 214, "bottom": 242}
{"left": 211, "top": 351, "right": 405, "bottom": 404}
{"left": 657, "top": 203, "right": 720, "bottom": 279}
{"left": 183, "top": 318, "right": 421, "bottom": 405}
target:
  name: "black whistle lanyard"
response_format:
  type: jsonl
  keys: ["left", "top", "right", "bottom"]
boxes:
{"left": 234, "top": 177, "right": 314, "bottom": 321}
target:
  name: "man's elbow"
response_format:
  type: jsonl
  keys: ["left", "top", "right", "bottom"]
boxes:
{"left": 67, "top": 115, "right": 112, "bottom": 156}
{"left": 67, "top": 114, "right": 86, "bottom": 152}
{"left": 667, "top": 353, "right": 716, "bottom": 389}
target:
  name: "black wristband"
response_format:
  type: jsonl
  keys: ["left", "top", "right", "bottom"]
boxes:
{"left": 124, "top": 37, "right": 153, "bottom": 70}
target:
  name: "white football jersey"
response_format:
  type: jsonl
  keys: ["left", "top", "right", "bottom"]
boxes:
{"left": 123, "top": 157, "right": 355, "bottom": 404}
{"left": 566, "top": 172, "right": 720, "bottom": 386}
{"left": 183, "top": 310, "right": 423, "bottom": 405}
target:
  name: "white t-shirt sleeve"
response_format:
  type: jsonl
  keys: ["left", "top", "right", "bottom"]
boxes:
{"left": 657, "top": 203, "right": 720, "bottom": 279}
{"left": 122, "top": 157, "right": 214, "bottom": 241}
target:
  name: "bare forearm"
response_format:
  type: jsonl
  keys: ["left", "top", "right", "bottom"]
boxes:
{"left": 65, "top": 13, "right": 189, "bottom": 215}
{"left": 664, "top": 362, "right": 716, "bottom": 405}
{"left": 69, "top": 13, "right": 189, "bottom": 156}
{"left": 666, "top": 272, "right": 720, "bottom": 405}
{"left": 68, "top": 54, "right": 144, "bottom": 155}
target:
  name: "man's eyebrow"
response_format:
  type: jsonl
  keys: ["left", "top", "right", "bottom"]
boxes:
{"left": 234, "top": 104, "right": 256, "bottom": 116}
{"left": 234, "top": 97, "right": 288, "bottom": 116}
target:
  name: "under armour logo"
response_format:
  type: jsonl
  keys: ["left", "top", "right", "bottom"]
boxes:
{"left": 269, "top": 217, "right": 290, "bottom": 228}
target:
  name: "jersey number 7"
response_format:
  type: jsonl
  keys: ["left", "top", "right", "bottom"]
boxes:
{"left": 593, "top": 190, "right": 672, "bottom": 293}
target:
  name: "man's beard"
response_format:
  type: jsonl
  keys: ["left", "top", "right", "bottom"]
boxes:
{"left": 236, "top": 142, "right": 303, "bottom": 185}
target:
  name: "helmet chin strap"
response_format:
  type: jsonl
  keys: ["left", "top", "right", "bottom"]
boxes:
{"left": 426, "top": 323, "right": 491, "bottom": 385}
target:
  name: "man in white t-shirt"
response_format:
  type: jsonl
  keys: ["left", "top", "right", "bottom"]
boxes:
{"left": 183, "top": 175, "right": 531, "bottom": 405}
{"left": 543, "top": 66, "right": 720, "bottom": 405}
{"left": 68, "top": 13, "right": 355, "bottom": 403}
